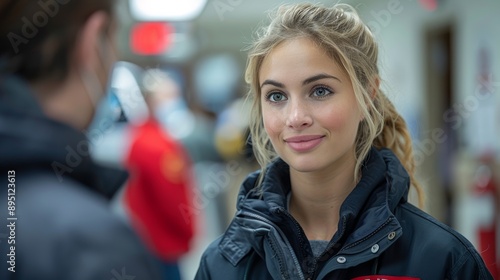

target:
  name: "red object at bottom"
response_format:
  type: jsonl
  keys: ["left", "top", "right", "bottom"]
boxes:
{"left": 352, "top": 276, "right": 420, "bottom": 280}
{"left": 478, "top": 227, "right": 498, "bottom": 279}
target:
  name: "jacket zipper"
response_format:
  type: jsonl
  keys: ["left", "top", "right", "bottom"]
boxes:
{"left": 280, "top": 208, "right": 348, "bottom": 280}
{"left": 280, "top": 209, "right": 326, "bottom": 279}
{"left": 309, "top": 217, "right": 347, "bottom": 279}
{"left": 241, "top": 211, "right": 306, "bottom": 280}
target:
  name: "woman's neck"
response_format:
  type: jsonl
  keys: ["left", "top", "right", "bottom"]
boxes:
{"left": 288, "top": 154, "right": 357, "bottom": 241}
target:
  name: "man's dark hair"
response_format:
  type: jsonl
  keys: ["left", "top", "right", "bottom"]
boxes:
{"left": 0, "top": 0, "right": 116, "bottom": 82}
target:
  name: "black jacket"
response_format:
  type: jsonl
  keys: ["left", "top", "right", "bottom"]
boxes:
{"left": 0, "top": 75, "right": 162, "bottom": 280}
{"left": 195, "top": 148, "right": 492, "bottom": 279}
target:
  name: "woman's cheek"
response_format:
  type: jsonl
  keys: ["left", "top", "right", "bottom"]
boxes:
{"left": 263, "top": 117, "right": 278, "bottom": 139}
{"left": 263, "top": 111, "right": 283, "bottom": 143}
{"left": 320, "top": 105, "right": 350, "bottom": 130}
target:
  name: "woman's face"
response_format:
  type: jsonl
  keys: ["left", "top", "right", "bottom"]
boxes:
{"left": 259, "top": 37, "right": 362, "bottom": 173}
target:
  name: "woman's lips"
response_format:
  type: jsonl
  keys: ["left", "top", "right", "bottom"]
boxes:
{"left": 284, "top": 135, "right": 325, "bottom": 152}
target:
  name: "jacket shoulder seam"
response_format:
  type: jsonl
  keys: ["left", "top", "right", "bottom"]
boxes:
{"left": 400, "top": 204, "right": 465, "bottom": 242}
{"left": 400, "top": 203, "right": 490, "bottom": 277}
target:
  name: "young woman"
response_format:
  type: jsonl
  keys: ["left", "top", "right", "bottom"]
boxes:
{"left": 195, "top": 3, "right": 492, "bottom": 280}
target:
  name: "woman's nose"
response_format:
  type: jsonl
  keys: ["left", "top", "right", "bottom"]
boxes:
{"left": 285, "top": 99, "right": 313, "bottom": 129}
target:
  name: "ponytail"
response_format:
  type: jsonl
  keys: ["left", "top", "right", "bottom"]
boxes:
{"left": 373, "top": 93, "right": 425, "bottom": 208}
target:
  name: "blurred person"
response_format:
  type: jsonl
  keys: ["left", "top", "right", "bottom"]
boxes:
{"left": 0, "top": 0, "right": 162, "bottom": 279}
{"left": 123, "top": 69, "right": 196, "bottom": 280}
{"left": 195, "top": 3, "right": 493, "bottom": 280}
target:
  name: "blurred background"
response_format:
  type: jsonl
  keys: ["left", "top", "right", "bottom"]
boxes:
{"left": 91, "top": 0, "right": 500, "bottom": 278}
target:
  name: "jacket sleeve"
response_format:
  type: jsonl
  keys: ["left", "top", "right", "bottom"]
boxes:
{"left": 448, "top": 249, "right": 493, "bottom": 280}
{"left": 7, "top": 177, "right": 164, "bottom": 280}
{"left": 194, "top": 251, "right": 212, "bottom": 280}
{"left": 67, "top": 219, "right": 164, "bottom": 280}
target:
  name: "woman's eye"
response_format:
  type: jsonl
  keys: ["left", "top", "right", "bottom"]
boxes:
{"left": 267, "top": 92, "right": 287, "bottom": 102}
{"left": 312, "top": 86, "right": 332, "bottom": 98}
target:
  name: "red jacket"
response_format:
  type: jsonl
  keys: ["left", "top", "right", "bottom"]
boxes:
{"left": 124, "top": 118, "right": 195, "bottom": 261}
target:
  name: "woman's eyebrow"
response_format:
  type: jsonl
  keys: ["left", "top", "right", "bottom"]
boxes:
{"left": 303, "top": 73, "right": 341, "bottom": 85}
{"left": 260, "top": 73, "right": 341, "bottom": 89}
{"left": 260, "top": 79, "right": 285, "bottom": 89}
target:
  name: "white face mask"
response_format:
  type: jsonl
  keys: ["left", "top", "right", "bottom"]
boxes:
{"left": 154, "top": 97, "right": 195, "bottom": 140}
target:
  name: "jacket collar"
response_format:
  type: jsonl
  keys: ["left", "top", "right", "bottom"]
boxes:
{"left": 237, "top": 157, "right": 291, "bottom": 211}
{"left": 219, "top": 147, "right": 410, "bottom": 266}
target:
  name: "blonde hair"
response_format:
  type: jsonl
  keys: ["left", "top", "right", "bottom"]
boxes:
{"left": 245, "top": 3, "right": 424, "bottom": 207}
